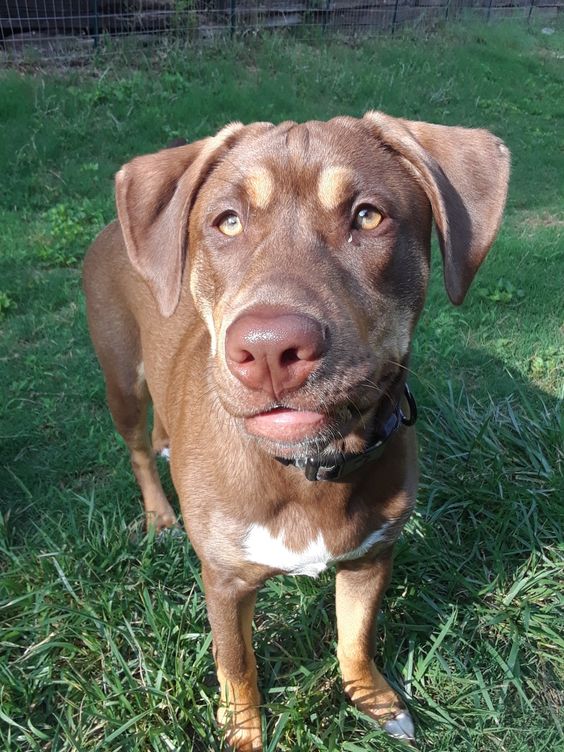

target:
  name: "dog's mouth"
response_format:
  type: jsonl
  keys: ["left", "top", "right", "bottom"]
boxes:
{"left": 239, "top": 366, "right": 405, "bottom": 457}
{"left": 242, "top": 401, "right": 368, "bottom": 458}
{"left": 245, "top": 407, "right": 328, "bottom": 443}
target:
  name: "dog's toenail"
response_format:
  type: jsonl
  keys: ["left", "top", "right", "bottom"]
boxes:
{"left": 383, "top": 709, "right": 415, "bottom": 742}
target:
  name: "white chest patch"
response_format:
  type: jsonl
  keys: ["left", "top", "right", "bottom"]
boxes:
{"left": 242, "top": 522, "right": 392, "bottom": 578}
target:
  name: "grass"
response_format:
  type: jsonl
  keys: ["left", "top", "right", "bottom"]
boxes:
{"left": 1, "top": 20, "right": 563, "bottom": 752}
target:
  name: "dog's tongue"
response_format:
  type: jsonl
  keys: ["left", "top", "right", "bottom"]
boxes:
{"left": 245, "top": 408, "right": 325, "bottom": 442}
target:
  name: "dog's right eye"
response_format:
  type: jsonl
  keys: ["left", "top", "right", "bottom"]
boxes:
{"left": 217, "top": 212, "right": 243, "bottom": 237}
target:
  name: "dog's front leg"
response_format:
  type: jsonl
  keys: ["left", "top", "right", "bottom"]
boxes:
{"left": 202, "top": 566, "right": 262, "bottom": 751}
{"left": 336, "top": 552, "right": 415, "bottom": 744}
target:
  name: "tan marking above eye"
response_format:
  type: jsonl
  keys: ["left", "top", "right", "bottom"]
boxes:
{"left": 245, "top": 168, "right": 274, "bottom": 209}
{"left": 218, "top": 213, "right": 243, "bottom": 237}
{"left": 353, "top": 205, "right": 383, "bottom": 231}
{"left": 318, "top": 166, "right": 353, "bottom": 211}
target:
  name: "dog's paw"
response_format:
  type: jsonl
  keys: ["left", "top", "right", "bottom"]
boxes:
{"left": 225, "top": 729, "right": 263, "bottom": 752}
{"left": 218, "top": 704, "right": 262, "bottom": 752}
{"left": 383, "top": 708, "right": 415, "bottom": 745}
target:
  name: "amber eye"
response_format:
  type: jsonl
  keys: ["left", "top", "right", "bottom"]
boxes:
{"left": 217, "top": 212, "right": 243, "bottom": 237}
{"left": 353, "top": 205, "right": 383, "bottom": 231}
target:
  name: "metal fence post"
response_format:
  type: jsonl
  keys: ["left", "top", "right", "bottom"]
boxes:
{"left": 527, "top": 0, "right": 535, "bottom": 23}
{"left": 230, "top": 0, "right": 236, "bottom": 36}
{"left": 445, "top": 0, "right": 450, "bottom": 22}
{"left": 323, "top": 0, "right": 331, "bottom": 31}
{"left": 391, "top": 0, "right": 400, "bottom": 34}
{"left": 91, "top": 0, "right": 99, "bottom": 48}
{"left": 486, "top": 0, "right": 494, "bottom": 22}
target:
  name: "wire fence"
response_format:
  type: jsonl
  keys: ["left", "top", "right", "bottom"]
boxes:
{"left": 1, "top": 0, "right": 561, "bottom": 61}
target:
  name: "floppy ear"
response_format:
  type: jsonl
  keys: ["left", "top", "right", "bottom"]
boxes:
{"left": 364, "top": 111, "right": 510, "bottom": 304}
{"left": 115, "top": 123, "right": 244, "bottom": 317}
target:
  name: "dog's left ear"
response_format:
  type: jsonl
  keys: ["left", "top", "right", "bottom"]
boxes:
{"left": 364, "top": 111, "right": 510, "bottom": 304}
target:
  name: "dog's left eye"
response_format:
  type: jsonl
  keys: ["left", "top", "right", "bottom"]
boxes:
{"left": 353, "top": 205, "right": 383, "bottom": 231}
{"left": 217, "top": 213, "right": 243, "bottom": 237}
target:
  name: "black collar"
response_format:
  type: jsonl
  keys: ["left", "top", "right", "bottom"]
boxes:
{"left": 274, "top": 384, "right": 417, "bottom": 482}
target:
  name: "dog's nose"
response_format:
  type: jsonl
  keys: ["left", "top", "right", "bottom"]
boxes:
{"left": 225, "top": 309, "right": 326, "bottom": 398}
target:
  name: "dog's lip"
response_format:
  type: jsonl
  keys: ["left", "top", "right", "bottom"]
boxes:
{"left": 244, "top": 407, "right": 327, "bottom": 442}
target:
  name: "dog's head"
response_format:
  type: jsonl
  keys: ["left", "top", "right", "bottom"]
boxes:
{"left": 116, "top": 113, "right": 510, "bottom": 458}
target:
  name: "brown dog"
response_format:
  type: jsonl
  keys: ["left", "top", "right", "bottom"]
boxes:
{"left": 83, "top": 111, "right": 510, "bottom": 749}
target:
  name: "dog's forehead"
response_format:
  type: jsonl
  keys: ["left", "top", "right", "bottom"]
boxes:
{"left": 211, "top": 117, "right": 403, "bottom": 208}
{"left": 227, "top": 117, "right": 370, "bottom": 170}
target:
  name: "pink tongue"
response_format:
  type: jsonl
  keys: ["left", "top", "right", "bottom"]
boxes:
{"left": 245, "top": 408, "right": 325, "bottom": 441}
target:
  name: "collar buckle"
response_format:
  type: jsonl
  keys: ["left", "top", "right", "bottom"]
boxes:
{"left": 304, "top": 457, "right": 322, "bottom": 482}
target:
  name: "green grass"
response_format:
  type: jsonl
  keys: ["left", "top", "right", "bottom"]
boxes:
{"left": 1, "top": 21, "right": 562, "bottom": 752}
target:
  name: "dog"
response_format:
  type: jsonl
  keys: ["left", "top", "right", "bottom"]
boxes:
{"left": 83, "top": 111, "right": 510, "bottom": 749}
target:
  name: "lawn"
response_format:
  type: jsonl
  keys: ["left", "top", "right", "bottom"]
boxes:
{"left": 0, "top": 21, "right": 562, "bottom": 752}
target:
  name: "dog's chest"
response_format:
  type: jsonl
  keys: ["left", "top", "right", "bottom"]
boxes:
{"left": 242, "top": 521, "right": 392, "bottom": 578}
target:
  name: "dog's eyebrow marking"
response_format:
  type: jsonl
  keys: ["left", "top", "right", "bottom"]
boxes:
{"left": 245, "top": 168, "right": 274, "bottom": 209}
{"left": 317, "top": 166, "right": 353, "bottom": 211}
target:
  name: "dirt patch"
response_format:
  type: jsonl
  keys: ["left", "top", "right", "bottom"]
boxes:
{"left": 518, "top": 211, "right": 564, "bottom": 230}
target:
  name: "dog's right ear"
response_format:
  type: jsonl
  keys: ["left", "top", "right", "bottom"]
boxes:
{"left": 115, "top": 123, "right": 244, "bottom": 318}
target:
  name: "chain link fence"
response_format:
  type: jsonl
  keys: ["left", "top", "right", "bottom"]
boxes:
{"left": 1, "top": 0, "right": 561, "bottom": 60}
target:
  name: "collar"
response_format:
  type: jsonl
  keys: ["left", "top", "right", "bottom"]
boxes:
{"left": 274, "top": 384, "right": 417, "bottom": 482}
